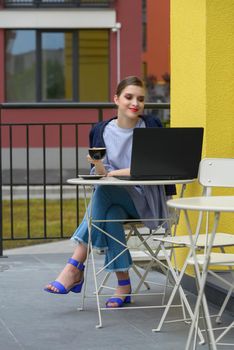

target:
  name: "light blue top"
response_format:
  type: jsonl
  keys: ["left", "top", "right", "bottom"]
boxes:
{"left": 91, "top": 119, "right": 169, "bottom": 229}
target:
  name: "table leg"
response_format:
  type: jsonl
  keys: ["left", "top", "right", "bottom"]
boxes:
{"left": 152, "top": 209, "right": 206, "bottom": 345}
{"left": 81, "top": 185, "right": 103, "bottom": 328}
{"left": 185, "top": 211, "right": 220, "bottom": 350}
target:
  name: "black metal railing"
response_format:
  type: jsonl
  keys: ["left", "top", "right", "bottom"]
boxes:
{"left": 0, "top": 102, "right": 170, "bottom": 256}
{"left": 3, "top": 0, "right": 115, "bottom": 8}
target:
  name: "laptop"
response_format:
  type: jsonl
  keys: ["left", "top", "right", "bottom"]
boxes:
{"left": 115, "top": 127, "right": 204, "bottom": 180}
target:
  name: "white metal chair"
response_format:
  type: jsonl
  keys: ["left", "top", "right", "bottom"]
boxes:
{"left": 124, "top": 183, "right": 189, "bottom": 295}
{"left": 97, "top": 222, "right": 172, "bottom": 298}
{"left": 152, "top": 158, "right": 234, "bottom": 345}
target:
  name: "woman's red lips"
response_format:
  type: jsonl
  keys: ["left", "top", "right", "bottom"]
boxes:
{"left": 130, "top": 108, "right": 138, "bottom": 112}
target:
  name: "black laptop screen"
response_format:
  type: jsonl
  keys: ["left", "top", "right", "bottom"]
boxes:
{"left": 130, "top": 127, "right": 204, "bottom": 180}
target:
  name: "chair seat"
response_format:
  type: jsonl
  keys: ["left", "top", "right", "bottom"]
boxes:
{"left": 187, "top": 252, "right": 234, "bottom": 266}
{"left": 153, "top": 233, "right": 234, "bottom": 248}
{"left": 130, "top": 249, "right": 171, "bottom": 262}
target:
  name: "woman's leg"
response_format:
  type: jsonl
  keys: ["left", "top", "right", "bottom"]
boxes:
{"left": 104, "top": 204, "right": 134, "bottom": 307}
{"left": 45, "top": 186, "right": 113, "bottom": 292}
{"left": 45, "top": 185, "right": 139, "bottom": 293}
{"left": 104, "top": 204, "right": 134, "bottom": 271}
{"left": 72, "top": 185, "right": 139, "bottom": 253}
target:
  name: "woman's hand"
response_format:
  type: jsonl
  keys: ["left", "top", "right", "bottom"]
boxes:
{"left": 86, "top": 155, "right": 106, "bottom": 175}
{"left": 86, "top": 154, "right": 101, "bottom": 166}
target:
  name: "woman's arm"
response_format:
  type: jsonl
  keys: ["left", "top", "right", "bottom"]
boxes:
{"left": 107, "top": 168, "right": 130, "bottom": 177}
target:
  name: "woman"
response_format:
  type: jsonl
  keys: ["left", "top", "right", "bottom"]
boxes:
{"left": 44, "top": 76, "right": 175, "bottom": 308}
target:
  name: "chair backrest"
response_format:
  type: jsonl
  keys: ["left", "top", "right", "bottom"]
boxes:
{"left": 198, "top": 158, "right": 234, "bottom": 189}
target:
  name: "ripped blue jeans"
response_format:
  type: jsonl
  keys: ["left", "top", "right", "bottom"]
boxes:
{"left": 71, "top": 185, "right": 140, "bottom": 272}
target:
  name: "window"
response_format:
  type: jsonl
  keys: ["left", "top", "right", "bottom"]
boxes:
{"left": 5, "top": 29, "right": 109, "bottom": 102}
{"left": 41, "top": 32, "right": 73, "bottom": 101}
{"left": 6, "top": 30, "right": 36, "bottom": 102}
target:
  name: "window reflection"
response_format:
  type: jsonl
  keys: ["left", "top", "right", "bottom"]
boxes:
{"left": 5, "top": 29, "right": 109, "bottom": 102}
{"left": 6, "top": 30, "right": 36, "bottom": 102}
{"left": 42, "top": 32, "right": 73, "bottom": 101}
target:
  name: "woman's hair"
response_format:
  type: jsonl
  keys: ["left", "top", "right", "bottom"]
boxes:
{"left": 115, "top": 76, "right": 145, "bottom": 97}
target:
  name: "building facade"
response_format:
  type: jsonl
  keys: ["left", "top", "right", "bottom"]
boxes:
{"left": 0, "top": 0, "right": 143, "bottom": 170}
{"left": 0, "top": 0, "right": 170, "bottom": 171}
{"left": 0, "top": 0, "right": 142, "bottom": 104}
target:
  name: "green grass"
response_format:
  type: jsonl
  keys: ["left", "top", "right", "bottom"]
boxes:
{"left": 2, "top": 199, "right": 86, "bottom": 250}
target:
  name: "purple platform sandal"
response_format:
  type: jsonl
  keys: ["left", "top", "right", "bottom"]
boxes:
{"left": 44, "top": 258, "right": 85, "bottom": 295}
{"left": 106, "top": 278, "right": 131, "bottom": 308}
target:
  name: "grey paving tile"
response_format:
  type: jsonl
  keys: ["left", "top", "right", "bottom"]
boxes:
{"left": 0, "top": 249, "right": 233, "bottom": 350}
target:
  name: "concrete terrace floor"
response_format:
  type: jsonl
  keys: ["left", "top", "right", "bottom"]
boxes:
{"left": 1, "top": 241, "right": 233, "bottom": 350}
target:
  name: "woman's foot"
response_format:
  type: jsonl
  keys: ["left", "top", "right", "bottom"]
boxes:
{"left": 44, "top": 259, "right": 84, "bottom": 294}
{"left": 106, "top": 278, "right": 131, "bottom": 308}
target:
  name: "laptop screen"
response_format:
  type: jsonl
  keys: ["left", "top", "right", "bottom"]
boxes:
{"left": 130, "top": 127, "right": 204, "bottom": 180}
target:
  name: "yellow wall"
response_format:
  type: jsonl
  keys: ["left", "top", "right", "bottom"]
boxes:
{"left": 171, "top": 0, "right": 234, "bottom": 272}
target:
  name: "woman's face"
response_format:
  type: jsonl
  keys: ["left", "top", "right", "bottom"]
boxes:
{"left": 114, "top": 85, "right": 145, "bottom": 120}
